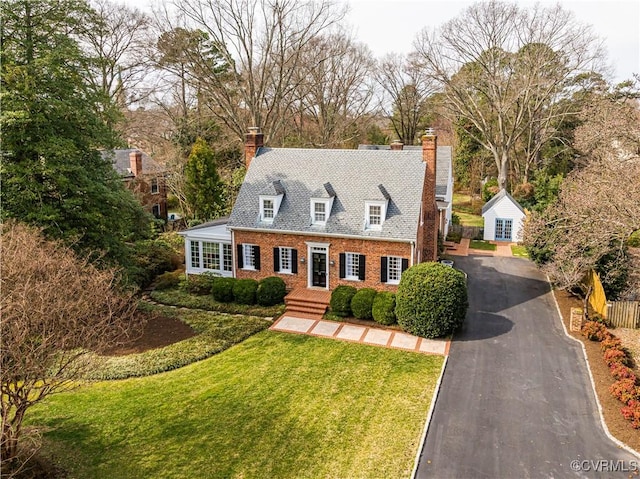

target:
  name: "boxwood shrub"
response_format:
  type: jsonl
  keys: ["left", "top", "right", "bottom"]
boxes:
{"left": 182, "top": 272, "right": 218, "bottom": 295}
{"left": 396, "top": 263, "right": 468, "bottom": 338}
{"left": 257, "top": 276, "right": 287, "bottom": 306}
{"left": 330, "top": 285, "right": 358, "bottom": 317}
{"left": 212, "top": 277, "right": 236, "bottom": 303}
{"left": 372, "top": 291, "right": 397, "bottom": 325}
{"left": 351, "top": 288, "right": 377, "bottom": 320}
{"left": 233, "top": 278, "right": 259, "bottom": 305}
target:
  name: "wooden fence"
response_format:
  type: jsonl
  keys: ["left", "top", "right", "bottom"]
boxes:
{"left": 449, "top": 224, "right": 484, "bottom": 240}
{"left": 588, "top": 270, "right": 640, "bottom": 329}
{"left": 607, "top": 301, "right": 640, "bottom": 329}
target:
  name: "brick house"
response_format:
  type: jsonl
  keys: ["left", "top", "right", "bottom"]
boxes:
{"left": 180, "top": 127, "right": 447, "bottom": 295}
{"left": 107, "top": 149, "right": 168, "bottom": 221}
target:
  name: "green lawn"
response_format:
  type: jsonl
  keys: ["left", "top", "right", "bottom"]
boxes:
{"left": 469, "top": 240, "right": 497, "bottom": 251}
{"left": 452, "top": 193, "right": 484, "bottom": 227}
{"left": 28, "top": 332, "right": 443, "bottom": 479}
{"left": 511, "top": 245, "right": 529, "bottom": 258}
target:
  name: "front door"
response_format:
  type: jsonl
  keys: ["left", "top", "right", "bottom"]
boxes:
{"left": 312, "top": 252, "right": 327, "bottom": 287}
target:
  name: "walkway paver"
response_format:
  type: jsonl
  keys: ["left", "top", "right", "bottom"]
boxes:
{"left": 271, "top": 315, "right": 448, "bottom": 355}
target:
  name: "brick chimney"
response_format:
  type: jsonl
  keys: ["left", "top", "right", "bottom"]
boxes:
{"left": 129, "top": 150, "right": 142, "bottom": 177}
{"left": 417, "top": 128, "right": 438, "bottom": 262}
{"left": 245, "top": 127, "right": 264, "bottom": 169}
{"left": 390, "top": 140, "right": 404, "bottom": 151}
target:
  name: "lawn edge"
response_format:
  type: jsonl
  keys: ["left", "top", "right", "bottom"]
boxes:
{"left": 548, "top": 276, "right": 640, "bottom": 459}
{"left": 411, "top": 354, "right": 450, "bottom": 478}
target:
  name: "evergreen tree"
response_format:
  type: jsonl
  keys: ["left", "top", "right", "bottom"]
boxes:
{"left": 0, "top": 0, "right": 151, "bottom": 264}
{"left": 184, "top": 138, "right": 225, "bottom": 221}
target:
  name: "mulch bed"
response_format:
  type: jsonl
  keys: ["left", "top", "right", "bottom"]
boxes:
{"left": 554, "top": 289, "right": 640, "bottom": 453}
{"left": 102, "top": 313, "right": 197, "bottom": 356}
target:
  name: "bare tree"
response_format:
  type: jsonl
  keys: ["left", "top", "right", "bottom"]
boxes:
{"left": 414, "top": 1, "right": 605, "bottom": 190}
{"left": 83, "top": 0, "right": 154, "bottom": 112}
{"left": 0, "top": 222, "right": 140, "bottom": 469}
{"left": 165, "top": 0, "right": 347, "bottom": 144}
{"left": 376, "top": 53, "right": 436, "bottom": 145}
{"left": 294, "top": 32, "right": 376, "bottom": 147}
{"left": 523, "top": 87, "right": 640, "bottom": 304}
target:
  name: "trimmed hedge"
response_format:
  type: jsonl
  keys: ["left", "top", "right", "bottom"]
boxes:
{"left": 257, "top": 277, "right": 287, "bottom": 306}
{"left": 330, "top": 285, "right": 358, "bottom": 317}
{"left": 233, "top": 279, "right": 258, "bottom": 305}
{"left": 372, "top": 292, "right": 397, "bottom": 325}
{"left": 351, "top": 288, "right": 377, "bottom": 320}
{"left": 396, "top": 263, "right": 468, "bottom": 338}
{"left": 212, "top": 277, "right": 236, "bottom": 303}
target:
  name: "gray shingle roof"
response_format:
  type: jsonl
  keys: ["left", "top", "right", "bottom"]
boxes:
{"left": 228, "top": 147, "right": 428, "bottom": 241}
{"left": 358, "top": 145, "right": 452, "bottom": 198}
{"left": 102, "top": 149, "right": 165, "bottom": 177}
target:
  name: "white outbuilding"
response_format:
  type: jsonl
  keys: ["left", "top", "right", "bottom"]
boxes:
{"left": 481, "top": 190, "right": 526, "bottom": 242}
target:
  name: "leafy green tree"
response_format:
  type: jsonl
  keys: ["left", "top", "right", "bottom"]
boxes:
{"left": 0, "top": 0, "right": 151, "bottom": 264}
{"left": 184, "top": 138, "right": 225, "bottom": 221}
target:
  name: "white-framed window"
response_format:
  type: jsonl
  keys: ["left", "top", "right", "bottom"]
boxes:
{"left": 364, "top": 200, "right": 386, "bottom": 230}
{"left": 202, "top": 242, "right": 220, "bottom": 270}
{"left": 387, "top": 256, "right": 402, "bottom": 284}
{"left": 280, "top": 247, "right": 292, "bottom": 273}
{"left": 223, "top": 244, "right": 233, "bottom": 272}
{"left": 262, "top": 198, "right": 274, "bottom": 220}
{"left": 151, "top": 178, "right": 159, "bottom": 194}
{"left": 243, "top": 244, "right": 256, "bottom": 269}
{"left": 190, "top": 241, "right": 200, "bottom": 268}
{"left": 314, "top": 202, "right": 326, "bottom": 223}
{"left": 346, "top": 252, "right": 360, "bottom": 280}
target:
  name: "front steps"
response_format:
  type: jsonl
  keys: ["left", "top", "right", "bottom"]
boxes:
{"left": 284, "top": 288, "right": 331, "bottom": 320}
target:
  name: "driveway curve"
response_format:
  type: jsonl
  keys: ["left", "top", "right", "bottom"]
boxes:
{"left": 416, "top": 255, "right": 638, "bottom": 478}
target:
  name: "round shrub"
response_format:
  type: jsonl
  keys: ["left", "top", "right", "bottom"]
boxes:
{"left": 351, "top": 288, "right": 377, "bottom": 320}
{"left": 257, "top": 277, "right": 287, "bottom": 306}
{"left": 212, "top": 277, "right": 236, "bottom": 303}
{"left": 233, "top": 279, "right": 258, "bottom": 305}
{"left": 330, "top": 285, "right": 357, "bottom": 317}
{"left": 396, "top": 263, "right": 468, "bottom": 339}
{"left": 372, "top": 292, "right": 397, "bottom": 325}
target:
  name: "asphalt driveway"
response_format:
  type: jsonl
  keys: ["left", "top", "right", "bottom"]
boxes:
{"left": 416, "top": 255, "right": 638, "bottom": 478}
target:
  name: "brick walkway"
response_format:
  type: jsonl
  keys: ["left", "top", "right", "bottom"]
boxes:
{"left": 270, "top": 315, "right": 449, "bottom": 356}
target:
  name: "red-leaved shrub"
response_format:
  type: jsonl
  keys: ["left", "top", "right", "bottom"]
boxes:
{"left": 610, "top": 379, "right": 640, "bottom": 405}
{"left": 601, "top": 337, "right": 622, "bottom": 351}
{"left": 621, "top": 400, "right": 640, "bottom": 429}
{"left": 609, "top": 363, "right": 637, "bottom": 381}
{"left": 581, "top": 321, "right": 609, "bottom": 341}
{"left": 603, "top": 348, "right": 631, "bottom": 367}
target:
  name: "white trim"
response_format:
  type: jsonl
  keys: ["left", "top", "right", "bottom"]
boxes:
{"left": 259, "top": 194, "right": 283, "bottom": 223}
{"left": 306, "top": 242, "right": 329, "bottom": 289}
{"left": 186, "top": 238, "right": 233, "bottom": 277}
{"left": 279, "top": 246, "right": 293, "bottom": 274}
{"left": 310, "top": 198, "right": 334, "bottom": 226}
{"left": 364, "top": 200, "right": 387, "bottom": 231}
{"left": 229, "top": 227, "right": 414, "bottom": 244}
{"left": 241, "top": 243, "right": 257, "bottom": 270}
{"left": 386, "top": 255, "right": 403, "bottom": 285}
{"left": 344, "top": 252, "right": 360, "bottom": 281}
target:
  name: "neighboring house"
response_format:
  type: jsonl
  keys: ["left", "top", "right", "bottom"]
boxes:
{"left": 481, "top": 189, "right": 526, "bottom": 242}
{"left": 180, "top": 127, "right": 444, "bottom": 292}
{"left": 106, "top": 149, "right": 168, "bottom": 221}
{"left": 358, "top": 141, "right": 454, "bottom": 238}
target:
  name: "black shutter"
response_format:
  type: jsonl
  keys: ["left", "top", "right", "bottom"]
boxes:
{"left": 359, "top": 255, "right": 366, "bottom": 280}
{"left": 254, "top": 246, "right": 261, "bottom": 270}
{"left": 380, "top": 257, "right": 388, "bottom": 283}
{"left": 237, "top": 244, "right": 244, "bottom": 269}
{"left": 339, "top": 253, "right": 346, "bottom": 279}
{"left": 291, "top": 249, "right": 298, "bottom": 274}
{"left": 273, "top": 247, "right": 280, "bottom": 272}
{"left": 401, "top": 258, "right": 409, "bottom": 272}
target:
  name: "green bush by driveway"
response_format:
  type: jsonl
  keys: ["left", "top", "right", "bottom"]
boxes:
{"left": 396, "top": 262, "right": 468, "bottom": 338}
{"left": 28, "top": 332, "right": 444, "bottom": 479}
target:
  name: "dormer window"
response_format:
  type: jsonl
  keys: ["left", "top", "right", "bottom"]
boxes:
{"left": 262, "top": 198, "right": 274, "bottom": 220}
{"left": 365, "top": 200, "right": 387, "bottom": 231}
{"left": 314, "top": 202, "right": 326, "bottom": 223}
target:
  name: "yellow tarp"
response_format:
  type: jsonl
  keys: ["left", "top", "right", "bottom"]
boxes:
{"left": 586, "top": 269, "right": 608, "bottom": 318}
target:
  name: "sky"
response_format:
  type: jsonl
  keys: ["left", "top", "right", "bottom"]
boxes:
{"left": 125, "top": 0, "right": 639, "bottom": 84}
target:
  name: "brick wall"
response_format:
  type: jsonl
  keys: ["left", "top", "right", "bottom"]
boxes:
{"left": 234, "top": 230, "right": 412, "bottom": 291}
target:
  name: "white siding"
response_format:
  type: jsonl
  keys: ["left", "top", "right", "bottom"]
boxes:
{"left": 482, "top": 196, "right": 525, "bottom": 242}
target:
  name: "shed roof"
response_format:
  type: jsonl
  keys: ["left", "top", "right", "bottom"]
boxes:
{"left": 481, "top": 189, "right": 526, "bottom": 215}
